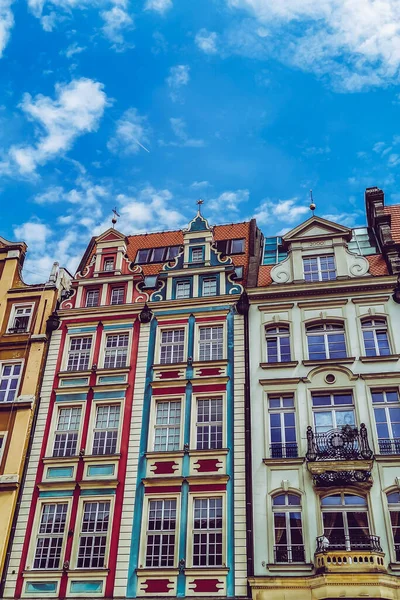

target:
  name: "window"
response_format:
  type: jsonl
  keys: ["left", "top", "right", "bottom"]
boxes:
{"left": 273, "top": 493, "right": 304, "bottom": 563}
{"left": 77, "top": 501, "right": 110, "bottom": 568}
{"left": 303, "top": 256, "right": 336, "bottom": 282}
{"left": 104, "top": 333, "right": 129, "bottom": 369}
{"left": 199, "top": 325, "right": 223, "bottom": 361}
{"left": 265, "top": 325, "right": 291, "bottom": 363}
{"left": 320, "top": 493, "right": 371, "bottom": 551}
{"left": 263, "top": 237, "right": 287, "bottom": 265}
{"left": 86, "top": 289, "right": 100, "bottom": 308}
{"left": 33, "top": 504, "right": 68, "bottom": 569}
{"left": 8, "top": 304, "right": 33, "bottom": 333}
{"left": 176, "top": 281, "right": 191, "bottom": 299}
{"left": 0, "top": 432, "right": 6, "bottom": 463}
{"left": 361, "top": 318, "right": 391, "bottom": 356}
{"left": 387, "top": 492, "right": 400, "bottom": 561}
{"left": 372, "top": 390, "right": 400, "bottom": 454}
{"left": 196, "top": 398, "right": 223, "bottom": 450}
{"left": 103, "top": 258, "right": 114, "bottom": 271}
{"left": 160, "top": 329, "right": 185, "bottom": 364}
{"left": 193, "top": 498, "right": 223, "bottom": 566}
{"left": 67, "top": 337, "right": 92, "bottom": 371}
{"left": 143, "top": 275, "right": 158, "bottom": 289}
{"left": 0, "top": 363, "right": 22, "bottom": 402}
{"left": 110, "top": 287, "right": 124, "bottom": 305}
{"left": 191, "top": 247, "right": 204, "bottom": 263}
{"left": 202, "top": 278, "right": 217, "bottom": 297}
{"left": 146, "top": 499, "right": 176, "bottom": 567}
{"left": 154, "top": 401, "right": 181, "bottom": 452}
{"left": 135, "top": 246, "right": 180, "bottom": 264}
{"left": 312, "top": 392, "right": 354, "bottom": 433}
{"left": 268, "top": 395, "right": 297, "bottom": 458}
{"left": 216, "top": 239, "right": 245, "bottom": 255}
{"left": 53, "top": 407, "right": 81, "bottom": 457}
{"left": 92, "top": 405, "right": 120, "bottom": 455}
{"left": 306, "top": 323, "right": 347, "bottom": 360}
{"left": 348, "top": 227, "right": 378, "bottom": 257}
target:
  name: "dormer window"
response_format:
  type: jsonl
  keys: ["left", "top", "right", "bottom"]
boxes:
{"left": 191, "top": 247, "right": 204, "bottom": 263}
{"left": 86, "top": 289, "right": 100, "bottom": 308}
{"left": 135, "top": 246, "right": 180, "bottom": 264}
{"left": 303, "top": 256, "right": 336, "bottom": 282}
{"left": 202, "top": 278, "right": 217, "bottom": 297}
{"left": 216, "top": 239, "right": 245, "bottom": 255}
{"left": 103, "top": 258, "right": 114, "bottom": 271}
{"left": 8, "top": 304, "right": 33, "bottom": 333}
{"left": 176, "top": 281, "right": 191, "bottom": 299}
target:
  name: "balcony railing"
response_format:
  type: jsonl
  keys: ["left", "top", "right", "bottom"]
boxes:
{"left": 306, "top": 424, "right": 373, "bottom": 461}
{"left": 378, "top": 438, "right": 400, "bottom": 455}
{"left": 7, "top": 326, "right": 28, "bottom": 334}
{"left": 270, "top": 443, "right": 298, "bottom": 459}
{"left": 316, "top": 534, "right": 382, "bottom": 553}
{"left": 274, "top": 544, "right": 305, "bottom": 563}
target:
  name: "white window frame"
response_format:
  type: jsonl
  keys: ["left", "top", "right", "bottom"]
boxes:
{"left": 0, "top": 430, "right": 8, "bottom": 464}
{"left": 110, "top": 287, "right": 125, "bottom": 306}
{"left": 176, "top": 281, "right": 191, "bottom": 299}
{"left": 86, "top": 399, "right": 123, "bottom": 458}
{"left": 92, "top": 403, "right": 121, "bottom": 456}
{"left": 52, "top": 406, "right": 82, "bottom": 458}
{"left": 103, "top": 257, "right": 115, "bottom": 271}
{"left": 0, "top": 361, "right": 23, "bottom": 403}
{"left": 202, "top": 278, "right": 217, "bottom": 297}
{"left": 191, "top": 248, "right": 204, "bottom": 263}
{"left": 268, "top": 394, "right": 297, "bottom": 458}
{"left": 320, "top": 492, "right": 370, "bottom": 551}
{"left": 194, "top": 396, "right": 224, "bottom": 450}
{"left": 265, "top": 324, "right": 291, "bottom": 363}
{"left": 153, "top": 399, "right": 182, "bottom": 452}
{"left": 7, "top": 303, "right": 34, "bottom": 333}
{"left": 103, "top": 332, "right": 130, "bottom": 369}
{"left": 139, "top": 493, "right": 180, "bottom": 569}
{"left": 311, "top": 391, "right": 355, "bottom": 433}
{"left": 197, "top": 324, "right": 225, "bottom": 362}
{"left": 188, "top": 495, "right": 225, "bottom": 568}
{"left": 158, "top": 328, "right": 186, "bottom": 365}
{"left": 74, "top": 499, "right": 113, "bottom": 569}
{"left": 85, "top": 289, "right": 100, "bottom": 308}
{"left": 65, "top": 335, "right": 93, "bottom": 372}
{"left": 303, "top": 255, "right": 336, "bottom": 282}
{"left": 145, "top": 498, "right": 178, "bottom": 567}
{"left": 361, "top": 317, "right": 391, "bottom": 357}
{"left": 31, "top": 502, "right": 69, "bottom": 570}
{"left": 306, "top": 322, "right": 347, "bottom": 361}
{"left": 272, "top": 493, "right": 305, "bottom": 563}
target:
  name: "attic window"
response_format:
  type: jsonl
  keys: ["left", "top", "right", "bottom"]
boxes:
{"left": 216, "top": 238, "right": 245, "bottom": 255}
{"left": 348, "top": 227, "right": 379, "bottom": 256}
{"left": 263, "top": 237, "right": 288, "bottom": 265}
{"left": 103, "top": 258, "right": 114, "bottom": 271}
{"left": 135, "top": 246, "right": 180, "bottom": 264}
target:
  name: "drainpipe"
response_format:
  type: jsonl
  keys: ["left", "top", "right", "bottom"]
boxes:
{"left": 236, "top": 291, "right": 254, "bottom": 597}
{"left": 0, "top": 310, "right": 60, "bottom": 596}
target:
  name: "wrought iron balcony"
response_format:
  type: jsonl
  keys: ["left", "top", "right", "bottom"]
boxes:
{"left": 316, "top": 534, "right": 382, "bottom": 553}
{"left": 270, "top": 443, "right": 298, "bottom": 459}
{"left": 306, "top": 424, "right": 373, "bottom": 461}
{"left": 274, "top": 544, "right": 305, "bottom": 563}
{"left": 7, "top": 326, "right": 28, "bottom": 334}
{"left": 378, "top": 438, "right": 400, "bottom": 455}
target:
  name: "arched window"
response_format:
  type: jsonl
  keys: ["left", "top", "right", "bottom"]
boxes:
{"left": 387, "top": 491, "right": 400, "bottom": 562}
{"left": 320, "top": 493, "right": 374, "bottom": 551}
{"left": 272, "top": 493, "right": 305, "bottom": 563}
{"left": 265, "top": 325, "right": 291, "bottom": 363}
{"left": 306, "top": 322, "right": 347, "bottom": 361}
{"left": 361, "top": 318, "right": 391, "bottom": 357}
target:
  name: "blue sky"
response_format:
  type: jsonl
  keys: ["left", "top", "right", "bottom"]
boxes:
{"left": 1, "top": 0, "right": 400, "bottom": 282}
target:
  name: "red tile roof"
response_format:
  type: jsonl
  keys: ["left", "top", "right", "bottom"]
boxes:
{"left": 384, "top": 204, "right": 400, "bottom": 244}
{"left": 366, "top": 254, "right": 389, "bottom": 276}
{"left": 257, "top": 265, "right": 273, "bottom": 287}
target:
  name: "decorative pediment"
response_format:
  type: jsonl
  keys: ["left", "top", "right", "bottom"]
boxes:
{"left": 283, "top": 216, "right": 352, "bottom": 245}
{"left": 95, "top": 228, "right": 127, "bottom": 244}
{"left": 184, "top": 211, "right": 212, "bottom": 233}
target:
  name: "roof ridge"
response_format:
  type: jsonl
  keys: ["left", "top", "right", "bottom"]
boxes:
{"left": 125, "top": 220, "right": 251, "bottom": 239}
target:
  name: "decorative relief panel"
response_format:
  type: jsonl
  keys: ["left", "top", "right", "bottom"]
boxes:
{"left": 189, "top": 451, "right": 226, "bottom": 476}
{"left": 146, "top": 455, "right": 183, "bottom": 478}
{"left": 137, "top": 577, "right": 177, "bottom": 596}
{"left": 186, "top": 575, "right": 226, "bottom": 596}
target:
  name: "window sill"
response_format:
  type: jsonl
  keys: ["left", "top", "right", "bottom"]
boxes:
{"left": 42, "top": 455, "right": 80, "bottom": 464}
{"left": 146, "top": 450, "right": 185, "bottom": 459}
{"left": 266, "top": 563, "right": 313, "bottom": 572}
{"left": 189, "top": 448, "right": 229, "bottom": 457}
{"left": 302, "top": 357, "right": 355, "bottom": 366}
{"left": 260, "top": 361, "right": 299, "bottom": 369}
{"left": 359, "top": 354, "right": 400, "bottom": 362}
{"left": 0, "top": 399, "right": 33, "bottom": 410}
{"left": 59, "top": 369, "right": 91, "bottom": 377}
{"left": 153, "top": 361, "right": 188, "bottom": 369}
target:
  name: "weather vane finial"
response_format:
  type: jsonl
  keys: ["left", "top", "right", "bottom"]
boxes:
{"left": 309, "top": 190, "right": 316, "bottom": 215}
{"left": 111, "top": 207, "right": 120, "bottom": 228}
{"left": 196, "top": 198, "right": 204, "bottom": 214}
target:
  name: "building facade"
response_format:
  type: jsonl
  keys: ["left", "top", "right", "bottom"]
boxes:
{"left": 0, "top": 237, "right": 71, "bottom": 588}
{"left": 3, "top": 211, "right": 261, "bottom": 599}
{"left": 248, "top": 187, "right": 400, "bottom": 599}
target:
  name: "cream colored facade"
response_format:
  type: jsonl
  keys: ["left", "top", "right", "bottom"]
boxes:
{"left": 0, "top": 237, "right": 70, "bottom": 589}
{"left": 248, "top": 214, "right": 400, "bottom": 599}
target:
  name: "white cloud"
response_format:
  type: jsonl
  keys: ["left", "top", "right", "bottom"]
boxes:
{"left": 101, "top": 2, "right": 134, "bottom": 49}
{"left": 225, "top": 0, "right": 400, "bottom": 91}
{"left": 159, "top": 117, "right": 204, "bottom": 147}
{"left": 144, "top": 0, "right": 172, "bottom": 13}
{"left": 302, "top": 145, "right": 331, "bottom": 157}
{"left": 166, "top": 64, "right": 190, "bottom": 102}
{"left": 14, "top": 221, "right": 52, "bottom": 248}
{"left": 207, "top": 189, "right": 250, "bottom": 222}
{"left": 191, "top": 180, "right": 210, "bottom": 189}
{"left": 0, "top": 0, "right": 14, "bottom": 58}
{"left": 195, "top": 29, "right": 218, "bottom": 54}
{"left": 253, "top": 197, "right": 309, "bottom": 225}
{"left": 5, "top": 78, "right": 108, "bottom": 175}
{"left": 107, "top": 107, "right": 151, "bottom": 154}
{"left": 64, "top": 42, "right": 86, "bottom": 58}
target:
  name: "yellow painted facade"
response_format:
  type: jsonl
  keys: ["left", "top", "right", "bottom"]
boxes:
{"left": 0, "top": 236, "right": 70, "bottom": 585}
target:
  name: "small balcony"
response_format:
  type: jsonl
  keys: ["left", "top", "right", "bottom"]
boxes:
{"left": 378, "top": 438, "right": 400, "bottom": 455}
{"left": 270, "top": 443, "right": 298, "bottom": 459}
{"left": 7, "top": 326, "right": 28, "bottom": 334}
{"left": 315, "top": 535, "right": 386, "bottom": 574}
{"left": 274, "top": 544, "right": 305, "bottom": 564}
{"left": 306, "top": 424, "right": 373, "bottom": 461}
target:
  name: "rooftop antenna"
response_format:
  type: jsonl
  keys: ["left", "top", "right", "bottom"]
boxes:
{"left": 196, "top": 198, "right": 204, "bottom": 214}
{"left": 309, "top": 190, "right": 316, "bottom": 215}
{"left": 111, "top": 207, "right": 120, "bottom": 228}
